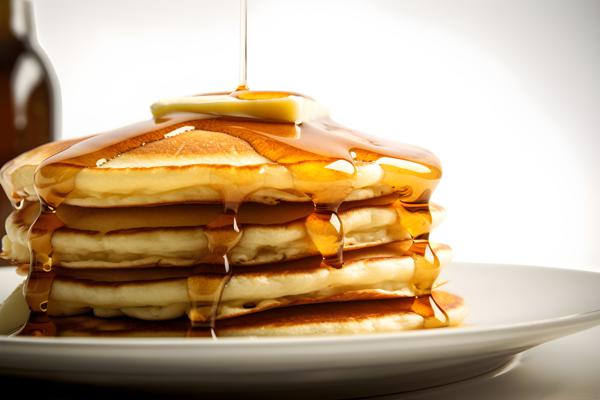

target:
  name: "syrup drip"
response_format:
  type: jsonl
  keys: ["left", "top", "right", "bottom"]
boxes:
{"left": 305, "top": 205, "right": 344, "bottom": 268}
{"left": 25, "top": 204, "right": 63, "bottom": 309}
{"left": 410, "top": 295, "right": 449, "bottom": 329}
{"left": 19, "top": 202, "right": 64, "bottom": 334}
{"left": 187, "top": 207, "right": 242, "bottom": 332}
{"left": 18, "top": 312, "right": 56, "bottom": 337}
{"left": 394, "top": 200, "right": 448, "bottom": 326}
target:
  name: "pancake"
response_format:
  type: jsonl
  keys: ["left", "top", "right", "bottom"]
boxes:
{"left": 0, "top": 91, "right": 458, "bottom": 336}
{"left": 0, "top": 138, "right": 84, "bottom": 206}
{"left": 49, "top": 292, "right": 466, "bottom": 337}
{"left": 2, "top": 200, "right": 444, "bottom": 268}
{"left": 45, "top": 243, "right": 451, "bottom": 321}
{"left": 0, "top": 116, "right": 440, "bottom": 208}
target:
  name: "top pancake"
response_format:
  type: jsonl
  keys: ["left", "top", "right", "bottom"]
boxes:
{"left": 1, "top": 114, "right": 441, "bottom": 207}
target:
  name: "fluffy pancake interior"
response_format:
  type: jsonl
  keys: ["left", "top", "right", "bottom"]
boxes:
{"left": 46, "top": 243, "right": 451, "bottom": 321}
{"left": 23, "top": 193, "right": 406, "bottom": 232}
{"left": 3, "top": 199, "right": 444, "bottom": 268}
{"left": 49, "top": 292, "right": 465, "bottom": 337}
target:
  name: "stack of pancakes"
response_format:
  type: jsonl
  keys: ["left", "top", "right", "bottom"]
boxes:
{"left": 0, "top": 93, "right": 465, "bottom": 336}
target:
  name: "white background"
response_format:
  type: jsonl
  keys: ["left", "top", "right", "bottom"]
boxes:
{"left": 32, "top": 0, "right": 600, "bottom": 270}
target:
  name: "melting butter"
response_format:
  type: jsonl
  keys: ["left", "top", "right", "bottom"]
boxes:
{"left": 151, "top": 92, "right": 329, "bottom": 124}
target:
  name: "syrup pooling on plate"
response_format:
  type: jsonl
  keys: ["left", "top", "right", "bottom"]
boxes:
{"left": 18, "top": 312, "right": 57, "bottom": 337}
{"left": 19, "top": 90, "right": 447, "bottom": 335}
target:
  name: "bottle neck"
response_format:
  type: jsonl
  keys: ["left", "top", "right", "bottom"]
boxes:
{"left": 14, "top": 0, "right": 36, "bottom": 41}
{"left": 0, "top": 0, "right": 35, "bottom": 40}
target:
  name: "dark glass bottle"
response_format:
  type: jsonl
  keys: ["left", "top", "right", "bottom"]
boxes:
{"left": 0, "top": 0, "right": 59, "bottom": 236}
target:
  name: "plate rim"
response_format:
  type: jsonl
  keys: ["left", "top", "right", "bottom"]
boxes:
{"left": 1, "top": 261, "right": 600, "bottom": 348}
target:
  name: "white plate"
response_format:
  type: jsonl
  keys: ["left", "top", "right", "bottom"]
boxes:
{"left": 1, "top": 262, "right": 600, "bottom": 398}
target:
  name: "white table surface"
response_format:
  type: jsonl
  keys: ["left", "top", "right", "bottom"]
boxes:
{"left": 384, "top": 325, "right": 600, "bottom": 399}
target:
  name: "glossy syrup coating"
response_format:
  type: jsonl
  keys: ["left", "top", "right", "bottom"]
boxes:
{"left": 20, "top": 91, "right": 447, "bottom": 335}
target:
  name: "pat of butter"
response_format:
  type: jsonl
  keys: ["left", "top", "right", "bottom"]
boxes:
{"left": 151, "top": 94, "right": 329, "bottom": 124}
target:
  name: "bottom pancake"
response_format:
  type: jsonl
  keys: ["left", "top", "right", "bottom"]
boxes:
{"left": 44, "top": 292, "right": 466, "bottom": 337}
